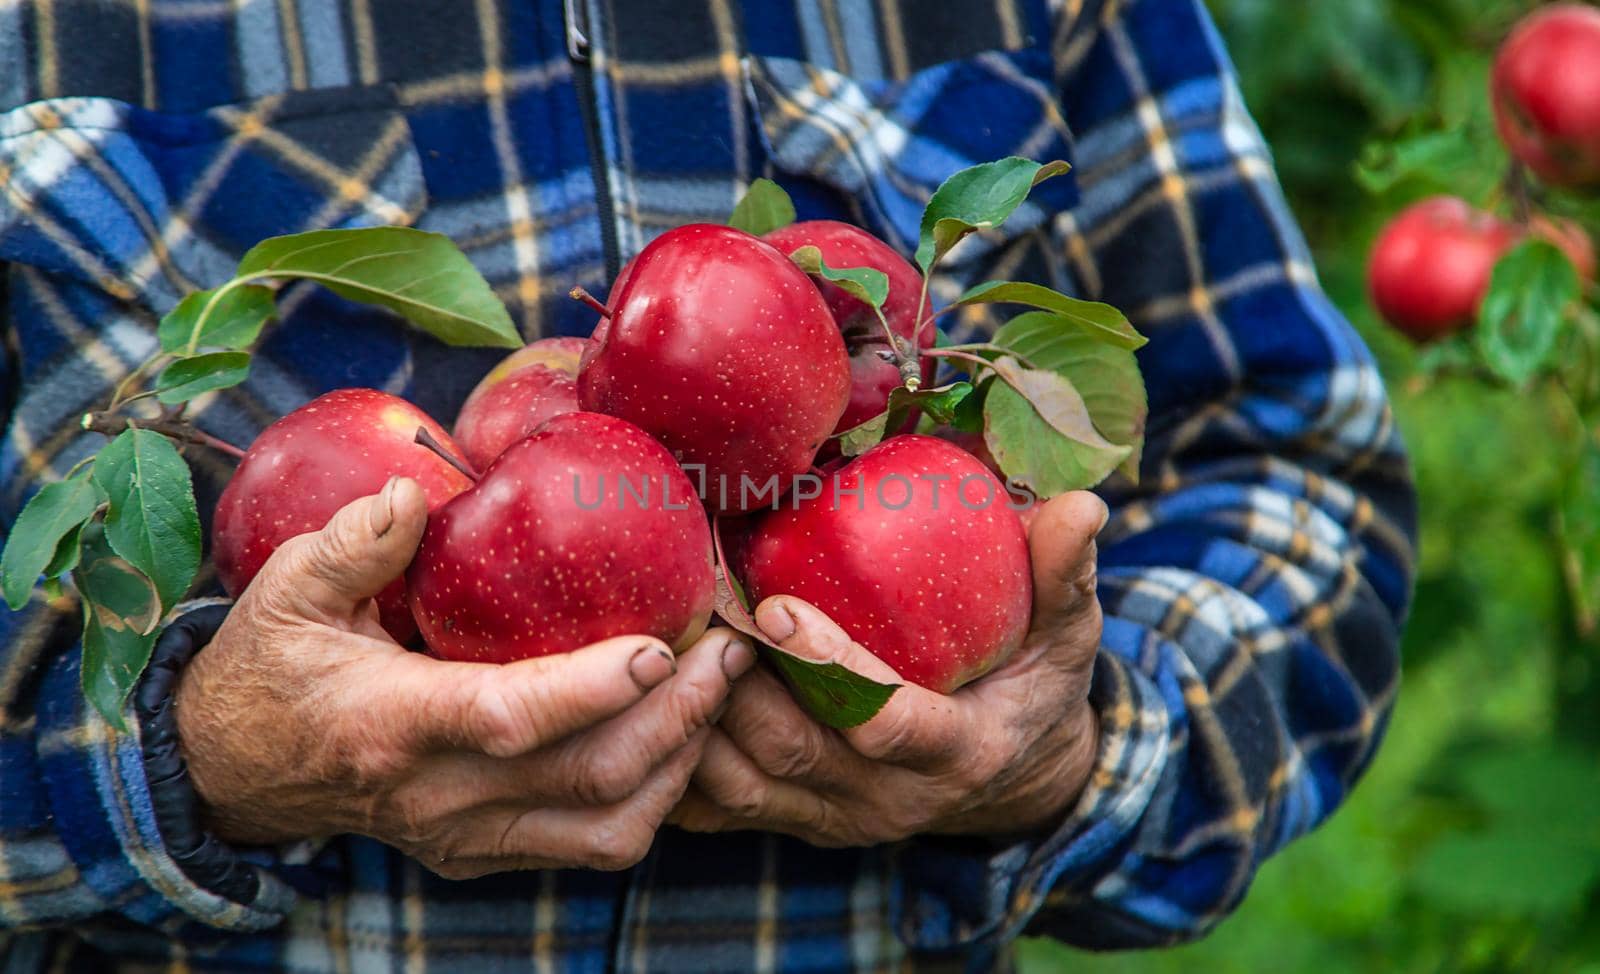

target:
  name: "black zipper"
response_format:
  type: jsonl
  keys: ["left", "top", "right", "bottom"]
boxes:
{"left": 566, "top": 0, "right": 622, "bottom": 282}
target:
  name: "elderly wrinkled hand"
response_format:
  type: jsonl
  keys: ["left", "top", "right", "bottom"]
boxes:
{"left": 175, "top": 478, "right": 755, "bottom": 879}
{"left": 670, "top": 491, "right": 1105, "bottom": 846}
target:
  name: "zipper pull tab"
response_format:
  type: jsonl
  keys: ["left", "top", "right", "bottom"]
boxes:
{"left": 564, "top": 0, "right": 591, "bottom": 62}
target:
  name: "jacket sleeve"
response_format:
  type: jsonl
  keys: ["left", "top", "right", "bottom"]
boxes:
{"left": 892, "top": 0, "right": 1415, "bottom": 956}
{"left": 0, "top": 277, "right": 298, "bottom": 935}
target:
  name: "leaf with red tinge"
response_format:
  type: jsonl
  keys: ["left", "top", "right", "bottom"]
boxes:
{"left": 991, "top": 312, "right": 1146, "bottom": 482}
{"left": 711, "top": 518, "right": 899, "bottom": 729}
{"left": 984, "top": 355, "right": 1131, "bottom": 496}
{"left": 75, "top": 522, "right": 162, "bottom": 730}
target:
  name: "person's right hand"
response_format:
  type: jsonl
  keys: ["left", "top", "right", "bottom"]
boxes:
{"left": 175, "top": 477, "right": 754, "bottom": 879}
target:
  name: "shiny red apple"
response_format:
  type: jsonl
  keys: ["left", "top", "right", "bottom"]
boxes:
{"left": 762, "top": 221, "right": 933, "bottom": 451}
{"left": 731, "top": 434, "right": 1032, "bottom": 693}
{"left": 213, "top": 388, "right": 474, "bottom": 642}
{"left": 453, "top": 336, "right": 586, "bottom": 471}
{"left": 578, "top": 224, "right": 851, "bottom": 515}
{"left": 1368, "top": 197, "right": 1519, "bottom": 342}
{"left": 408, "top": 411, "right": 716, "bottom": 663}
{"left": 1493, "top": 4, "right": 1600, "bottom": 187}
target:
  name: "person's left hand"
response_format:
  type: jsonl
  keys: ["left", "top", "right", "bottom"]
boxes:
{"left": 670, "top": 491, "right": 1106, "bottom": 846}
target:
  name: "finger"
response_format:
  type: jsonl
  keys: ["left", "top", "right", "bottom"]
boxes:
{"left": 718, "top": 666, "right": 858, "bottom": 789}
{"left": 403, "top": 634, "right": 681, "bottom": 758}
{"left": 666, "top": 784, "right": 734, "bottom": 833}
{"left": 440, "top": 629, "right": 753, "bottom": 807}
{"left": 437, "top": 733, "right": 708, "bottom": 877}
{"left": 259, "top": 477, "right": 429, "bottom": 625}
{"left": 757, "top": 596, "right": 966, "bottom": 771}
{"left": 1024, "top": 490, "right": 1107, "bottom": 646}
{"left": 540, "top": 629, "right": 750, "bottom": 805}
{"left": 685, "top": 729, "right": 845, "bottom": 843}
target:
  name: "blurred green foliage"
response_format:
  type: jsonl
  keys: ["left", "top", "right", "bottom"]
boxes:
{"left": 1020, "top": 1, "right": 1600, "bottom": 970}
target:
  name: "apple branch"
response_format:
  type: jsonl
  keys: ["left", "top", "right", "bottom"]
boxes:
{"left": 80, "top": 411, "right": 247, "bottom": 460}
{"left": 1504, "top": 161, "right": 1534, "bottom": 226}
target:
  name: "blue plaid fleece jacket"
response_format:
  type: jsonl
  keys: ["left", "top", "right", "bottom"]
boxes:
{"left": 0, "top": 0, "right": 1416, "bottom": 970}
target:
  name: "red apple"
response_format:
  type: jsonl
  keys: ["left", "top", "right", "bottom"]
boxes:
{"left": 1368, "top": 197, "right": 1519, "bottom": 342}
{"left": 1493, "top": 4, "right": 1600, "bottom": 187}
{"left": 578, "top": 224, "right": 851, "bottom": 515}
{"left": 762, "top": 221, "right": 933, "bottom": 452}
{"left": 731, "top": 434, "right": 1032, "bottom": 693}
{"left": 454, "top": 336, "right": 586, "bottom": 471}
{"left": 408, "top": 411, "right": 715, "bottom": 663}
{"left": 213, "top": 388, "right": 474, "bottom": 642}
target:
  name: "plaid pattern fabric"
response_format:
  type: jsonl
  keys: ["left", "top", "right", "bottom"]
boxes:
{"left": 0, "top": 0, "right": 1415, "bottom": 970}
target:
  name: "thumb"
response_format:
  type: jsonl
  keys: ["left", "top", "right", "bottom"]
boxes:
{"left": 1026, "top": 490, "right": 1107, "bottom": 644}
{"left": 263, "top": 476, "right": 430, "bottom": 623}
{"left": 755, "top": 596, "right": 965, "bottom": 769}
{"left": 754, "top": 596, "right": 904, "bottom": 685}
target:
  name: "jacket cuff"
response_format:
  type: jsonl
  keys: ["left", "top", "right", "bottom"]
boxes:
{"left": 34, "top": 601, "right": 297, "bottom": 933}
{"left": 889, "top": 649, "right": 1170, "bottom": 956}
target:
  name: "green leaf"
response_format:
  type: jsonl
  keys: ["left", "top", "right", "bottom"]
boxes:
{"left": 1559, "top": 441, "right": 1600, "bottom": 637}
{"left": 949, "top": 377, "right": 988, "bottom": 433}
{"left": 43, "top": 522, "right": 87, "bottom": 580}
{"left": 1412, "top": 828, "right": 1600, "bottom": 917}
{"left": 236, "top": 227, "right": 521, "bottom": 349}
{"left": 1476, "top": 240, "right": 1580, "bottom": 388}
{"left": 1354, "top": 128, "right": 1482, "bottom": 196}
{"left": 154, "top": 352, "right": 252, "bottom": 405}
{"left": 838, "top": 410, "right": 892, "bottom": 458}
{"left": 991, "top": 312, "right": 1147, "bottom": 482}
{"left": 710, "top": 518, "right": 898, "bottom": 729}
{"left": 908, "top": 381, "right": 972, "bottom": 425}
{"left": 75, "top": 522, "right": 161, "bottom": 730}
{"left": 787, "top": 246, "right": 890, "bottom": 309}
{"left": 915, "top": 158, "right": 1069, "bottom": 272}
{"left": 761, "top": 644, "right": 903, "bottom": 730}
{"left": 156, "top": 284, "right": 277, "bottom": 355}
{"left": 0, "top": 474, "right": 103, "bottom": 610}
{"left": 836, "top": 382, "right": 973, "bottom": 456}
{"left": 1414, "top": 332, "right": 1478, "bottom": 376}
{"left": 1454, "top": 746, "right": 1600, "bottom": 850}
{"left": 728, "top": 178, "right": 797, "bottom": 236}
{"left": 91, "top": 429, "right": 200, "bottom": 611}
{"left": 953, "top": 281, "right": 1147, "bottom": 350}
{"left": 984, "top": 356, "right": 1132, "bottom": 496}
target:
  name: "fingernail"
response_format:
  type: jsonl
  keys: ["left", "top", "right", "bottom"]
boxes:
{"left": 720, "top": 637, "right": 756, "bottom": 684}
{"left": 371, "top": 476, "right": 399, "bottom": 537}
{"left": 1094, "top": 499, "right": 1110, "bottom": 535}
{"left": 756, "top": 601, "right": 797, "bottom": 644}
{"left": 629, "top": 644, "right": 676, "bottom": 692}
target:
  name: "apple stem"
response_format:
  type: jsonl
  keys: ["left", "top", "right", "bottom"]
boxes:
{"left": 569, "top": 286, "right": 613, "bottom": 319}
{"left": 80, "top": 411, "right": 247, "bottom": 460}
{"left": 413, "top": 427, "right": 480, "bottom": 482}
